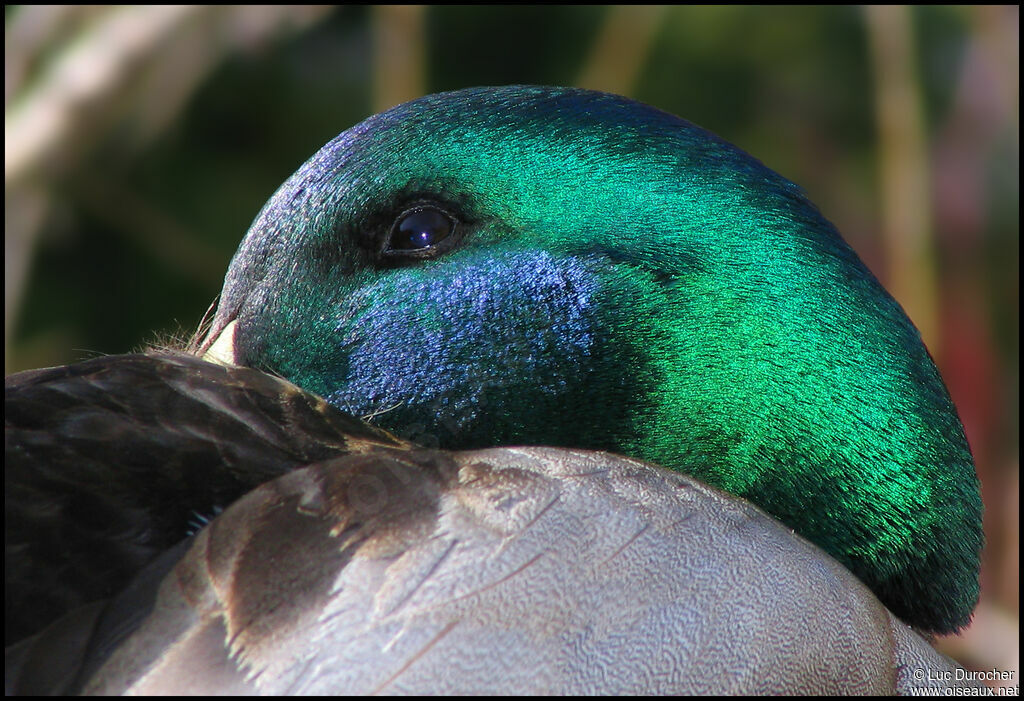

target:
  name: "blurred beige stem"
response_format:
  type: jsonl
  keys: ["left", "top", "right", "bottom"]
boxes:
{"left": 4, "top": 6, "right": 332, "bottom": 372}
{"left": 4, "top": 6, "right": 205, "bottom": 372}
{"left": 372, "top": 5, "right": 426, "bottom": 113}
{"left": 4, "top": 6, "right": 204, "bottom": 184}
{"left": 577, "top": 6, "right": 666, "bottom": 97}
{"left": 864, "top": 5, "right": 940, "bottom": 357}
{"left": 5, "top": 6, "right": 98, "bottom": 106}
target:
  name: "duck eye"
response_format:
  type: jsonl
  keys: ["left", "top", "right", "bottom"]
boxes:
{"left": 385, "top": 206, "right": 456, "bottom": 256}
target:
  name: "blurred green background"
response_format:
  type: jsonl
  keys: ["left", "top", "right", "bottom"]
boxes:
{"left": 5, "top": 5, "right": 1018, "bottom": 680}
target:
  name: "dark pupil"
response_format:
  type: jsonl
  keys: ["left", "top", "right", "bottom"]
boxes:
{"left": 393, "top": 209, "right": 452, "bottom": 250}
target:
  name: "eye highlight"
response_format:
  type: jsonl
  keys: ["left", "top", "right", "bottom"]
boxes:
{"left": 383, "top": 205, "right": 458, "bottom": 259}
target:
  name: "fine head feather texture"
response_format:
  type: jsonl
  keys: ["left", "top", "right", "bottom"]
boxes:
{"left": 201, "top": 85, "right": 981, "bottom": 633}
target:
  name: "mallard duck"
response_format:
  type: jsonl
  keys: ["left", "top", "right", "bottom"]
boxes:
{"left": 5, "top": 86, "right": 983, "bottom": 694}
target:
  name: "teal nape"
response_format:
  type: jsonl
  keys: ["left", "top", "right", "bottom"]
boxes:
{"left": 202, "top": 85, "right": 982, "bottom": 634}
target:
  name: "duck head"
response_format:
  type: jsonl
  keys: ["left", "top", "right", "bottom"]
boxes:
{"left": 200, "top": 86, "right": 981, "bottom": 634}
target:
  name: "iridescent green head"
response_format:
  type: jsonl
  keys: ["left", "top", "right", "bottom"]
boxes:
{"left": 203, "top": 86, "right": 981, "bottom": 633}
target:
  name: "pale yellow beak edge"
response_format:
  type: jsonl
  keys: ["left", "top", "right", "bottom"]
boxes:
{"left": 202, "top": 320, "right": 238, "bottom": 366}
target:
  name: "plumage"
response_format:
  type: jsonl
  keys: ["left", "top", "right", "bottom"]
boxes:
{"left": 4, "top": 353, "right": 405, "bottom": 648}
{"left": 204, "top": 86, "right": 981, "bottom": 632}
{"left": 5, "top": 86, "right": 984, "bottom": 694}
{"left": 5, "top": 354, "right": 974, "bottom": 695}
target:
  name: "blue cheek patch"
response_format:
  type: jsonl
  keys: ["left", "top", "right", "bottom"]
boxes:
{"left": 324, "top": 250, "right": 599, "bottom": 436}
